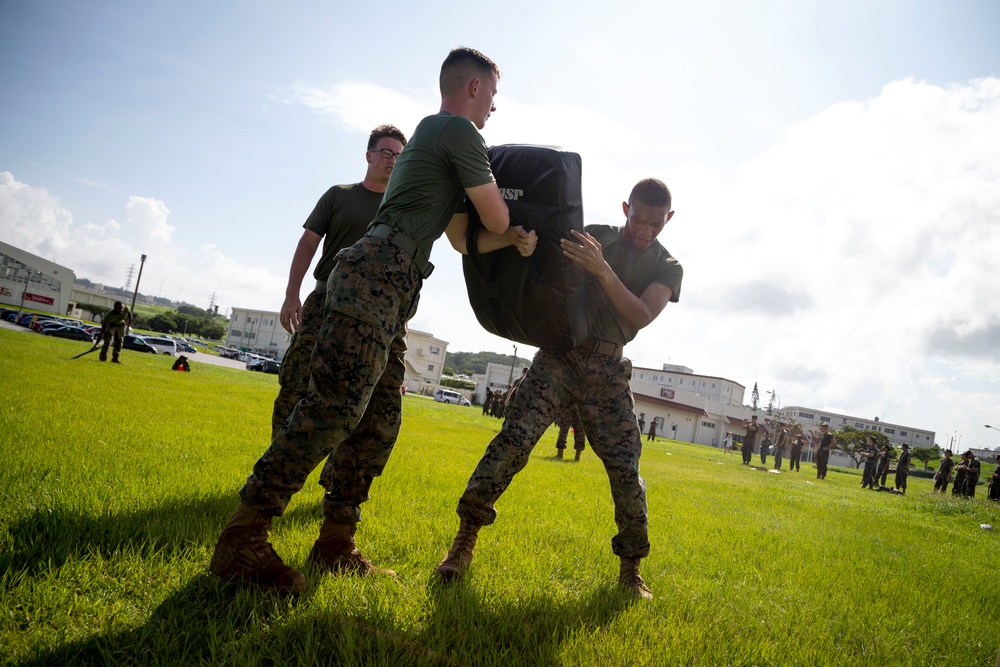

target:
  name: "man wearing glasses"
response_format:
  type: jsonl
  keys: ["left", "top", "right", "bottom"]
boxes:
{"left": 271, "top": 124, "right": 407, "bottom": 439}
{"left": 211, "top": 47, "right": 535, "bottom": 595}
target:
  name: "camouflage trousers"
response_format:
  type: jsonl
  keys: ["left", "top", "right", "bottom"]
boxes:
{"left": 457, "top": 347, "right": 650, "bottom": 559}
{"left": 555, "top": 406, "right": 586, "bottom": 452}
{"left": 99, "top": 324, "right": 125, "bottom": 361}
{"left": 271, "top": 285, "right": 407, "bottom": 501}
{"left": 241, "top": 237, "right": 417, "bottom": 524}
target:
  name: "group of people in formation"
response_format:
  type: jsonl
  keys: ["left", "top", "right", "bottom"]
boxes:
{"left": 722, "top": 417, "right": 809, "bottom": 473}
{"left": 932, "top": 449, "right": 999, "bottom": 499}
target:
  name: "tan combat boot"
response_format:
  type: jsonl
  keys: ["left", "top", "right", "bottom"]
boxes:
{"left": 307, "top": 520, "right": 396, "bottom": 577}
{"left": 209, "top": 502, "right": 306, "bottom": 596}
{"left": 434, "top": 521, "right": 481, "bottom": 582}
{"left": 618, "top": 557, "right": 653, "bottom": 600}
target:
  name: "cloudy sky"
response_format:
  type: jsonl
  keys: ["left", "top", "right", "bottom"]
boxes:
{"left": 2, "top": 0, "right": 999, "bottom": 450}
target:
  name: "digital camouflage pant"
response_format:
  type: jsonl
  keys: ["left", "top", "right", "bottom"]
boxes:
{"left": 270, "top": 286, "right": 406, "bottom": 500}
{"left": 555, "top": 405, "right": 586, "bottom": 452}
{"left": 99, "top": 324, "right": 125, "bottom": 361}
{"left": 241, "top": 237, "right": 416, "bottom": 524}
{"left": 457, "top": 347, "right": 650, "bottom": 559}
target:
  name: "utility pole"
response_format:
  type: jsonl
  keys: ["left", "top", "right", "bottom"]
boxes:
{"left": 127, "top": 254, "right": 147, "bottom": 332}
{"left": 507, "top": 345, "right": 518, "bottom": 389}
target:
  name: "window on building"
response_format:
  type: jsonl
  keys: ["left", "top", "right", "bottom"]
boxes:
{"left": 679, "top": 379, "right": 684, "bottom": 384}
{"left": 798, "top": 411, "right": 814, "bottom": 419}
{"left": 711, "top": 383, "right": 716, "bottom": 389}
{"left": 429, "top": 346, "right": 440, "bottom": 355}
{"left": 428, "top": 364, "right": 434, "bottom": 371}
{"left": 900, "top": 431, "right": 908, "bottom": 436}
{"left": 855, "top": 422, "right": 866, "bottom": 428}
{"left": 884, "top": 428, "right": 895, "bottom": 434}
{"left": 701, "top": 421, "right": 715, "bottom": 429}
{"left": 819, "top": 416, "right": 831, "bottom": 423}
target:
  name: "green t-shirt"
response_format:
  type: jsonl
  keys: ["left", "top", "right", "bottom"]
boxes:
{"left": 303, "top": 183, "right": 384, "bottom": 283}
{"left": 103, "top": 307, "right": 131, "bottom": 328}
{"left": 370, "top": 112, "right": 495, "bottom": 258}
{"left": 583, "top": 225, "right": 684, "bottom": 345}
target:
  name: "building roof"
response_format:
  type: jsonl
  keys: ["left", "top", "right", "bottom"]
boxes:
{"left": 633, "top": 392, "right": 709, "bottom": 417}
{"left": 631, "top": 365, "right": 745, "bottom": 388}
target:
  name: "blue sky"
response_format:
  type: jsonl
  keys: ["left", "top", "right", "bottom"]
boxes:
{"left": 2, "top": 0, "right": 999, "bottom": 450}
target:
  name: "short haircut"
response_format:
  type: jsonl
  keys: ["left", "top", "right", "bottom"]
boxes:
{"left": 439, "top": 47, "right": 501, "bottom": 96}
{"left": 368, "top": 124, "right": 407, "bottom": 150}
{"left": 114, "top": 301, "right": 123, "bottom": 307}
{"left": 629, "top": 178, "right": 672, "bottom": 209}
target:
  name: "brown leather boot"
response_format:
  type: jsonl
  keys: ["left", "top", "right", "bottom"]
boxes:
{"left": 618, "top": 557, "right": 653, "bottom": 600}
{"left": 307, "top": 520, "right": 395, "bottom": 577}
{"left": 209, "top": 502, "right": 306, "bottom": 596}
{"left": 435, "top": 521, "right": 481, "bottom": 582}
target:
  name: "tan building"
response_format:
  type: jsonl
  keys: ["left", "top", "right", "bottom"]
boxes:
{"left": 403, "top": 329, "right": 447, "bottom": 394}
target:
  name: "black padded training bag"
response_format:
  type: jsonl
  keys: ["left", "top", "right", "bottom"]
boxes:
{"left": 463, "top": 144, "right": 589, "bottom": 351}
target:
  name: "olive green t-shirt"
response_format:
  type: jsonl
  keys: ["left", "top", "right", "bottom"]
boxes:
{"left": 103, "top": 306, "right": 131, "bottom": 328}
{"left": 584, "top": 225, "right": 684, "bottom": 346}
{"left": 370, "top": 112, "right": 495, "bottom": 258}
{"left": 303, "top": 183, "right": 383, "bottom": 283}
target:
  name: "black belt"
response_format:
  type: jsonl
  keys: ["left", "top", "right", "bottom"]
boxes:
{"left": 366, "top": 224, "right": 434, "bottom": 278}
{"left": 579, "top": 337, "right": 623, "bottom": 359}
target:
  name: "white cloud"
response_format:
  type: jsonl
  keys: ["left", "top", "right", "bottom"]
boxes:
{"left": 0, "top": 172, "right": 284, "bottom": 312}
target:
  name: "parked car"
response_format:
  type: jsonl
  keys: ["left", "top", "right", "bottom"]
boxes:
{"left": 433, "top": 389, "right": 471, "bottom": 406}
{"left": 122, "top": 334, "right": 157, "bottom": 353}
{"left": 42, "top": 326, "right": 95, "bottom": 343}
{"left": 249, "top": 359, "right": 281, "bottom": 374}
{"left": 140, "top": 336, "right": 177, "bottom": 356}
{"left": 176, "top": 341, "right": 197, "bottom": 353}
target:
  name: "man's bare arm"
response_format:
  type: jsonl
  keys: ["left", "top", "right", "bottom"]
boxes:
{"left": 560, "top": 229, "right": 672, "bottom": 331}
{"left": 464, "top": 182, "right": 509, "bottom": 235}
{"left": 445, "top": 212, "right": 536, "bottom": 256}
{"left": 280, "top": 229, "right": 322, "bottom": 334}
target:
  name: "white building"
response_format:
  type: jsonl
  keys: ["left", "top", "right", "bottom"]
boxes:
{"left": 473, "top": 362, "right": 528, "bottom": 405}
{"left": 630, "top": 364, "right": 752, "bottom": 446}
{"left": 781, "top": 407, "right": 936, "bottom": 449}
{"left": 1, "top": 241, "right": 76, "bottom": 316}
{"left": 403, "top": 329, "right": 447, "bottom": 394}
{"left": 226, "top": 307, "right": 288, "bottom": 358}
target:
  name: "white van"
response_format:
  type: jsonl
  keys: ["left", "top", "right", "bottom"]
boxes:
{"left": 434, "top": 389, "right": 471, "bottom": 406}
{"left": 141, "top": 336, "right": 178, "bottom": 356}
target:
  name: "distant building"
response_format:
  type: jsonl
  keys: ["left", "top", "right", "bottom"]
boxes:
{"left": 782, "top": 407, "right": 936, "bottom": 449}
{"left": 226, "top": 307, "right": 288, "bottom": 358}
{"left": 473, "top": 362, "right": 528, "bottom": 405}
{"left": 403, "top": 329, "right": 447, "bottom": 394}
{"left": 0, "top": 241, "right": 76, "bottom": 315}
{"left": 630, "top": 364, "right": 750, "bottom": 446}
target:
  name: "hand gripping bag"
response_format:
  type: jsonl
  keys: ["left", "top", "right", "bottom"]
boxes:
{"left": 463, "top": 144, "right": 589, "bottom": 351}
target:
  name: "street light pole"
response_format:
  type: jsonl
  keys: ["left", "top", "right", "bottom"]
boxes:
{"left": 128, "top": 254, "right": 147, "bottom": 332}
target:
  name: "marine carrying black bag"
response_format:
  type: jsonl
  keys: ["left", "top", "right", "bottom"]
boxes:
{"left": 463, "top": 144, "right": 589, "bottom": 351}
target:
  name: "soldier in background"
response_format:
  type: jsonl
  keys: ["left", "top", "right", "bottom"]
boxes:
{"left": 554, "top": 404, "right": 586, "bottom": 461}
{"left": 933, "top": 449, "right": 954, "bottom": 493}
{"left": 97, "top": 301, "right": 131, "bottom": 363}
{"left": 894, "top": 443, "right": 912, "bottom": 493}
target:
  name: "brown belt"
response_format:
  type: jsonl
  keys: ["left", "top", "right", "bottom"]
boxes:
{"left": 579, "top": 337, "right": 623, "bottom": 359}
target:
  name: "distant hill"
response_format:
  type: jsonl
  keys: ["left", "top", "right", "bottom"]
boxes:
{"left": 446, "top": 351, "right": 532, "bottom": 376}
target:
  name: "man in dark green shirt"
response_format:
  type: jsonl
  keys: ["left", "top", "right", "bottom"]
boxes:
{"left": 436, "top": 178, "right": 684, "bottom": 600}
{"left": 211, "top": 48, "right": 535, "bottom": 596}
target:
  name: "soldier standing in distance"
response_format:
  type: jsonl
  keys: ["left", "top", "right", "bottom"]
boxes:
{"left": 97, "top": 301, "right": 131, "bottom": 363}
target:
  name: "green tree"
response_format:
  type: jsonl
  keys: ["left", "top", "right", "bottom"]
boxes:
{"left": 834, "top": 427, "right": 890, "bottom": 468}
{"left": 910, "top": 446, "right": 941, "bottom": 471}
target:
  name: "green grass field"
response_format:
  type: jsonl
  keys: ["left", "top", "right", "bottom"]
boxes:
{"left": 1, "top": 328, "right": 998, "bottom": 666}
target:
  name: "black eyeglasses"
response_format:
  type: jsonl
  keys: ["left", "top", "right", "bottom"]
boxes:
{"left": 370, "top": 148, "right": 401, "bottom": 160}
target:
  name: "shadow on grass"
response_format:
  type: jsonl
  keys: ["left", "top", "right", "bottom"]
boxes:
{"left": 1, "top": 494, "right": 238, "bottom": 575}
{"left": 15, "top": 573, "right": 635, "bottom": 667}
{"left": 14, "top": 574, "right": 289, "bottom": 667}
